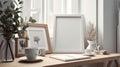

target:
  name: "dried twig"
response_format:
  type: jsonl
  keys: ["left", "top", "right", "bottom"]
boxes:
{"left": 86, "top": 22, "right": 96, "bottom": 41}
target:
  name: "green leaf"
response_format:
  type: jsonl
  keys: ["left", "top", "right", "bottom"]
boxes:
{"left": 13, "top": 18, "right": 19, "bottom": 26}
{"left": 23, "top": 24, "right": 29, "bottom": 31}
{"left": 0, "top": 10, "right": 3, "bottom": 15}
{"left": 10, "top": 2, "right": 15, "bottom": 8}
{"left": 19, "top": 1, "right": 23, "bottom": 4}
{"left": 16, "top": 11, "right": 22, "bottom": 13}
{"left": 13, "top": 0, "right": 18, "bottom": 6}
{"left": 15, "top": 7, "right": 22, "bottom": 11}
{"left": 0, "top": 1, "right": 2, "bottom": 7}
{"left": 19, "top": 16, "right": 23, "bottom": 23}
{"left": 14, "top": 12, "right": 19, "bottom": 19}
{"left": 3, "top": 1, "right": 7, "bottom": 5}
{"left": 5, "top": 6, "right": 11, "bottom": 14}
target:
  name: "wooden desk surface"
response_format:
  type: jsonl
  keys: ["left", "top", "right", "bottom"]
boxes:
{"left": 0, "top": 53, "right": 120, "bottom": 67}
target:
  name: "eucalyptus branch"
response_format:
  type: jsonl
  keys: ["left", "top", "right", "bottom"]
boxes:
{"left": 0, "top": 0, "right": 29, "bottom": 38}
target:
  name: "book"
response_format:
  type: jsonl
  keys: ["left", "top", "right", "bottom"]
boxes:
{"left": 50, "top": 54, "right": 90, "bottom": 62}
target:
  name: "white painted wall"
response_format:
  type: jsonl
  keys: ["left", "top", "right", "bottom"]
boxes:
{"left": 102, "top": 0, "right": 117, "bottom": 53}
{"left": 81, "top": 0, "right": 96, "bottom": 25}
{"left": 98, "top": 0, "right": 103, "bottom": 48}
{"left": 98, "top": 0, "right": 117, "bottom": 53}
{"left": 117, "top": 0, "right": 120, "bottom": 53}
{"left": 22, "top": 0, "right": 31, "bottom": 19}
{"left": 71, "top": 0, "right": 80, "bottom": 14}
{"left": 117, "top": 11, "right": 120, "bottom": 52}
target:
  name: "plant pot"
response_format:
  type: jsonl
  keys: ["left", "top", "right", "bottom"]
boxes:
{"left": 86, "top": 40, "right": 96, "bottom": 51}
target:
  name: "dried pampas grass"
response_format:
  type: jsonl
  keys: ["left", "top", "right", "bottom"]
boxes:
{"left": 86, "top": 22, "right": 96, "bottom": 41}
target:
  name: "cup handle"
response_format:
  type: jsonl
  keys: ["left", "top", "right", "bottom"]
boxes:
{"left": 37, "top": 49, "right": 40, "bottom": 56}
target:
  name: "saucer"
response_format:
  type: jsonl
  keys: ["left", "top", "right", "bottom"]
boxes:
{"left": 84, "top": 53, "right": 94, "bottom": 56}
{"left": 19, "top": 56, "right": 44, "bottom": 63}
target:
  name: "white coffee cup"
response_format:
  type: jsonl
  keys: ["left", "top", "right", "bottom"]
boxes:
{"left": 25, "top": 48, "right": 38, "bottom": 60}
{"left": 38, "top": 49, "right": 46, "bottom": 57}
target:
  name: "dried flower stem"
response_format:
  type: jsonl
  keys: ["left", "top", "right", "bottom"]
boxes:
{"left": 86, "top": 22, "right": 96, "bottom": 41}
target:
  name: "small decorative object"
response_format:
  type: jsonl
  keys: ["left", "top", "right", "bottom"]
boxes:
{"left": 86, "top": 40, "right": 96, "bottom": 51}
{"left": 100, "top": 50, "right": 110, "bottom": 55}
{"left": 29, "top": 17, "right": 37, "bottom": 23}
{"left": 15, "top": 38, "right": 28, "bottom": 58}
{"left": 38, "top": 48, "right": 46, "bottom": 57}
{"left": 0, "top": 0, "right": 28, "bottom": 62}
{"left": 86, "top": 22, "right": 96, "bottom": 51}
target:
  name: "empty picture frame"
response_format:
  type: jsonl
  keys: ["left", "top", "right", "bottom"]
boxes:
{"left": 27, "top": 23, "right": 52, "bottom": 53}
{"left": 53, "top": 15, "right": 85, "bottom": 53}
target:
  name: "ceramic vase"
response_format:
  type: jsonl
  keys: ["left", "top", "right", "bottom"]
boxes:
{"left": 86, "top": 40, "right": 96, "bottom": 51}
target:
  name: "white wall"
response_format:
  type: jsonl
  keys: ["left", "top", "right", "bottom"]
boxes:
{"left": 117, "top": 0, "right": 120, "bottom": 53}
{"left": 117, "top": 11, "right": 120, "bottom": 52}
{"left": 98, "top": 0, "right": 117, "bottom": 53}
{"left": 98, "top": 0, "right": 103, "bottom": 48}
{"left": 81, "top": 0, "right": 96, "bottom": 25}
{"left": 102, "top": 0, "right": 117, "bottom": 53}
{"left": 22, "top": 0, "right": 31, "bottom": 19}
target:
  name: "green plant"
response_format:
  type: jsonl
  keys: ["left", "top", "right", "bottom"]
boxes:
{"left": 29, "top": 16, "right": 36, "bottom": 23}
{"left": 0, "top": 0, "right": 28, "bottom": 39}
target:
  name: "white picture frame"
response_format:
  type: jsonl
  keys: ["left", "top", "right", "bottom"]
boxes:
{"left": 53, "top": 15, "right": 85, "bottom": 53}
{"left": 27, "top": 23, "right": 52, "bottom": 53}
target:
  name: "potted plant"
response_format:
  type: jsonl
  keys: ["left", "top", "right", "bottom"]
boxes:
{"left": 86, "top": 22, "right": 96, "bottom": 51}
{"left": 0, "top": 0, "right": 28, "bottom": 62}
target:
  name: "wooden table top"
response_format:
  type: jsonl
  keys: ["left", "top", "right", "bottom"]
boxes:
{"left": 0, "top": 53, "right": 120, "bottom": 67}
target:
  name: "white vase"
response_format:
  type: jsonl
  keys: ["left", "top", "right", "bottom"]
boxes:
{"left": 86, "top": 40, "right": 96, "bottom": 51}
